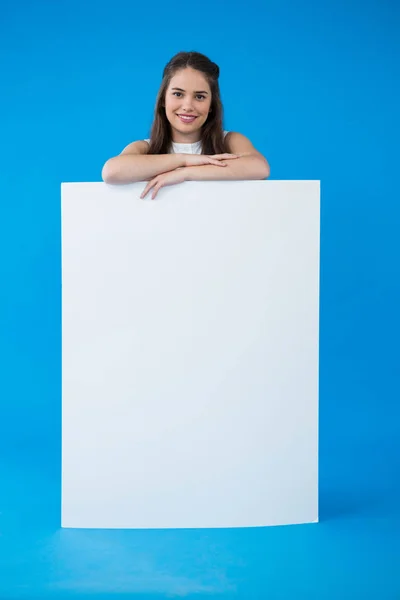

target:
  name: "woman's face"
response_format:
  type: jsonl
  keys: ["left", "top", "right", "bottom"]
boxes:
{"left": 164, "top": 67, "right": 212, "bottom": 142}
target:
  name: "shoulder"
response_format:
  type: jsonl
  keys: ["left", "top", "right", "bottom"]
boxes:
{"left": 224, "top": 132, "right": 270, "bottom": 175}
{"left": 120, "top": 140, "right": 149, "bottom": 155}
{"left": 224, "top": 131, "right": 259, "bottom": 154}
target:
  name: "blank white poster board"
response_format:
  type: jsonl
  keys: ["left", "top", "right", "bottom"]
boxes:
{"left": 61, "top": 180, "right": 320, "bottom": 529}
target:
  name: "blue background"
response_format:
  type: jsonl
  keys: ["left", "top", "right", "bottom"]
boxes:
{"left": 1, "top": 0, "right": 399, "bottom": 597}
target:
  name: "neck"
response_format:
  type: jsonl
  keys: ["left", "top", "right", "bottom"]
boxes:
{"left": 171, "top": 128, "right": 202, "bottom": 144}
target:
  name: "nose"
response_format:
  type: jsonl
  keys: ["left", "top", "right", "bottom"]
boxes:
{"left": 181, "top": 98, "right": 195, "bottom": 112}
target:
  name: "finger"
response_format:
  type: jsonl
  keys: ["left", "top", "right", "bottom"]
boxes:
{"left": 212, "top": 153, "right": 240, "bottom": 159}
{"left": 140, "top": 186, "right": 150, "bottom": 199}
{"left": 208, "top": 159, "right": 227, "bottom": 166}
{"left": 140, "top": 180, "right": 156, "bottom": 199}
{"left": 152, "top": 183, "right": 162, "bottom": 200}
{"left": 140, "top": 185, "right": 149, "bottom": 199}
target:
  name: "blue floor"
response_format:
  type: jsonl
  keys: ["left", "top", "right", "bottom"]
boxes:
{"left": 1, "top": 420, "right": 398, "bottom": 599}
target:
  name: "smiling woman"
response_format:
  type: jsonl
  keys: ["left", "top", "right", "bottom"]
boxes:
{"left": 101, "top": 51, "right": 270, "bottom": 198}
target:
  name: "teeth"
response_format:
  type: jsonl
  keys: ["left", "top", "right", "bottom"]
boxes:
{"left": 179, "top": 115, "right": 196, "bottom": 120}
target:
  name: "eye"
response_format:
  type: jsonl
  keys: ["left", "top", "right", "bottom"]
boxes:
{"left": 172, "top": 92, "right": 207, "bottom": 100}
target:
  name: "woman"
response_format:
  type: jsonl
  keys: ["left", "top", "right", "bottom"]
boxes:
{"left": 102, "top": 51, "right": 270, "bottom": 199}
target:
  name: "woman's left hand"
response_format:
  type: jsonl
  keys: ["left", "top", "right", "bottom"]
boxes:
{"left": 140, "top": 168, "right": 187, "bottom": 200}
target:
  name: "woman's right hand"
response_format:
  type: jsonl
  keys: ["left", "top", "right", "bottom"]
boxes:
{"left": 182, "top": 153, "right": 240, "bottom": 167}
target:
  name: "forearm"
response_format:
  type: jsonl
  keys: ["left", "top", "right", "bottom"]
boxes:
{"left": 184, "top": 154, "right": 270, "bottom": 181}
{"left": 102, "top": 154, "right": 186, "bottom": 184}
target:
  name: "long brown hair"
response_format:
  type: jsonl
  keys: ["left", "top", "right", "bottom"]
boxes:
{"left": 147, "top": 51, "right": 226, "bottom": 155}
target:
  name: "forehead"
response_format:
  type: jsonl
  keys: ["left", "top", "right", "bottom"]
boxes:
{"left": 168, "top": 68, "right": 211, "bottom": 93}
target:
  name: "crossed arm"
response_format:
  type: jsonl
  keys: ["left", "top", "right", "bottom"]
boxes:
{"left": 102, "top": 132, "right": 270, "bottom": 198}
{"left": 185, "top": 138, "right": 269, "bottom": 181}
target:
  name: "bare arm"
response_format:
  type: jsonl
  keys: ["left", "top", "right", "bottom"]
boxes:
{"left": 184, "top": 132, "right": 270, "bottom": 181}
{"left": 101, "top": 141, "right": 186, "bottom": 184}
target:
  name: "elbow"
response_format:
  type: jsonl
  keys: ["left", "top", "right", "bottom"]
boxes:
{"left": 260, "top": 157, "right": 270, "bottom": 180}
{"left": 245, "top": 154, "right": 270, "bottom": 180}
{"left": 101, "top": 160, "right": 113, "bottom": 184}
{"left": 102, "top": 158, "right": 119, "bottom": 184}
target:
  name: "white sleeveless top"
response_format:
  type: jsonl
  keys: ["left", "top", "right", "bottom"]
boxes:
{"left": 144, "top": 131, "right": 229, "bottom": 154}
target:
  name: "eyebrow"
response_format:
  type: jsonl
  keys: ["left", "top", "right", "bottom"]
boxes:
{"left": 171, "top": 87, "right": 209, "bottom": 94}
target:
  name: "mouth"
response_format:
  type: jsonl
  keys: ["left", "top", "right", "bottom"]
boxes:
{"left": 176, "top": 114, "right": 198, "bottom": 124}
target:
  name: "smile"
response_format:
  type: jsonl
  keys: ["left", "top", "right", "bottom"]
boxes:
{"left": 177, "top": 114, "right": 198, "bottom": 123}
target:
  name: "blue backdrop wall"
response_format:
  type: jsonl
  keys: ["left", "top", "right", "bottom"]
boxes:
{"left": 0, "top": 0, "right": 399, "bottom": 597}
